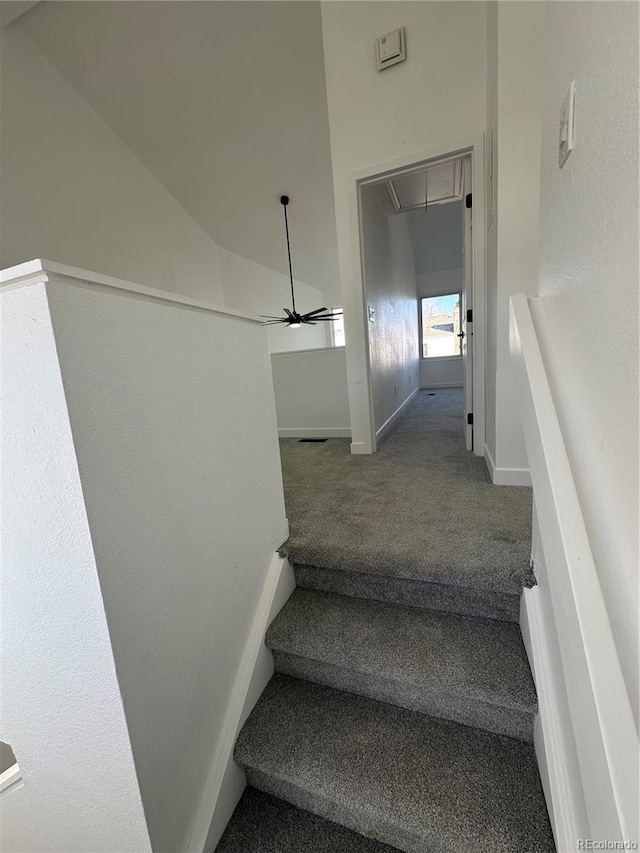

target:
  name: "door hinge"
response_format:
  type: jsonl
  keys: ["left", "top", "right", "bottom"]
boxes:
{"left": 465, "top": 193, "right": 472, "bottom": 209}
{"left": 466, "top": 308, "right": 473, "bottom": 323}
{"left": 467, "top": 412, "right": 474, "bottom": 425}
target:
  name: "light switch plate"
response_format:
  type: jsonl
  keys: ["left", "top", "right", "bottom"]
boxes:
{"left": 559, "top": 81, "right": 576, "bottom": 168}
{"left": 376, "top": 27, "right": 406, "bottom": 71}
{"left": 368, "top": 305, "right": 375, "bottom": 322}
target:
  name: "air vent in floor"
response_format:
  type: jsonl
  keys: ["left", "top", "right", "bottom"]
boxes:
{"left": 299, "top": 438, "right": 328, "bottom": 443}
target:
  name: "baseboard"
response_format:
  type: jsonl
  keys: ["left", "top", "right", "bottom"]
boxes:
{"left": 278, "top": 427, "right": 351, "bottom": 439}
{"left": 187, "top": 554, "right": 296, "bottom": 853}
{"left": 520, "top": 587, "right": 589, "bottom": 853}
{"left": 483, "top": 443, "right": 531, "bottom": 486}
{"left": 350, "top": 441, "right": 370, "bottom": 455}
{"left": 375, "top": 386, "right": 420, "bottom": 442}
{"left": 419, "top": 382, "right": 463, "bottom": 389}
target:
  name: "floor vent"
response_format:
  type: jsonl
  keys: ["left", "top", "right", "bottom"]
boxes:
{"left": 299, "top": 438, "right": 328, "bottom": 443}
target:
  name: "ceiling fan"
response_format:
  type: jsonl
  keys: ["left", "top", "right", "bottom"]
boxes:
{"left": 260, "top": 195, "right": 342, "bottom": 329}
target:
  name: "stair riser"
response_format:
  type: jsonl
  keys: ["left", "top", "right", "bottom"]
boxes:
{"left": 272, "top": 650, "right": 535, "bottom": 742}
{"left": 243, "top": 767, "right": 433, "bottom": 853}
{"left": 294, "top": 564, "right": 521, "bottom": 623}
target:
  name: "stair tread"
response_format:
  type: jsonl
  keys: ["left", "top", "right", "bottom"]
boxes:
{"left": 266, "top": 589, "right": 537, "bottom": 714}
{"left": 235, "top": 675, "right": 554, "bottom": 853}
{"left": 216, "top": 788, "right": 399, "bottom": 852}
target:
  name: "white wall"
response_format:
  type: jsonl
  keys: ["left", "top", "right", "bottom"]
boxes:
{"left": 1, "top": 281, "right": 152, "bottom": 853}
{"left": 360, "top": 189, "right": 419, "bottom": 435}
{"left": 535, "top": 0, "right": 639, "bottom": 719}
{"left": 219, "top": 248, "right": 330, "bottom": 353}
{"left": 1, "top": 265, "right": 290, "bottom": 852}
{"left": 0, "top": 27, "right": 224, "bottom": 304}
{"left": 485, "top": 1, "right": 545, "bottom": 476}
{"left": 407, "top": 203, "right": 463, "bottom": 275}
{"left": 271, "top": 347, "right": 350, "bottom": 437}
{"left": 18, "top": 1, "right": 340, "bottom": 295}
{"left": 321, "top": 0, "right": 487, "bottom": 451}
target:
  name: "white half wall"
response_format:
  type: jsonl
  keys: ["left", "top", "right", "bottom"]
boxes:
{"left": 1, "top": 261, "right": 289, "bottom": 852}
{"left": 0, "top": 26, "right": 224, "bottom": 303}
{"left": 271, "top": 347, "right": 350, "bottom": 438}
{"left": 535, "top": 0, "right": 639, "bottom": 720}
{"left": 1, "top": 280, "right": 152, "bottom": 853}
{"left": 321, "top": 0, "right": 487, "bottom": 452}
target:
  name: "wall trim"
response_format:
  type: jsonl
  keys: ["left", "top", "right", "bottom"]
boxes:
{"left": 186, "top": 554, "right": 295, "bottom": 853}
{"left": 520, "top": 586, "right": 589, "bottom": 852}
{"left": 375, "top": 386, "right": 420, "bottom": 442}
{"left": 419, "top": 382, "right": 463, "bottom": 389}
{"left": 483, "top": 442, "right": 531, "bottom": 487}
{"left": 278, "top": 427, "right": 351, "bottom": 439}
{"left": 0, "top": 763, "right": 23, "bottom": 799}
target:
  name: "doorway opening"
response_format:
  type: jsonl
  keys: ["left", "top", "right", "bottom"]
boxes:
{"left": 356, "top": 148, "right": 481, "bottom": 453}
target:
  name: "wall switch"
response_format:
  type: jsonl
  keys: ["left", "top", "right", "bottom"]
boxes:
{"left": 559, "top": 81, "right": 576, "bottom": 168}
{"left": 368, "top": 305, "right": 375, "bottom": 322}
{"left": 376, "top": 27, "right": 406, "bottom": 71}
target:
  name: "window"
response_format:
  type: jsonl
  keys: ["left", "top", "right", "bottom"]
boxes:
{"left": 330, "top": 307, "right": 345, "bottom": 347}
{"left": 420, "top": 293, "right": 461, "bottom": 358}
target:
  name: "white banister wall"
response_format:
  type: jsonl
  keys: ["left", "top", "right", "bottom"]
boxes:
{"left": 510, "top": 293, "right": 639, "bottom": 851}
{"left": 271, "top": 346, "right": 350, "bottom": 438}
{"left": 1, "top": 261, "right": 289, "bottom": 852}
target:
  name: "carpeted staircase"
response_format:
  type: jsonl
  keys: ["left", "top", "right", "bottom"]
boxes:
{"left": 216, "top": 390, "right": 555, "bottom": 853}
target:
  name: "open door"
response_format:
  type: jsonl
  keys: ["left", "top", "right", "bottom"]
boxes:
{"left": 460, "top": 158, "right": 474, "bottom": 451}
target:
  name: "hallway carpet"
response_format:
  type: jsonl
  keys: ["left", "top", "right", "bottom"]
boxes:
{"left": 278, "top": 388, "right": 533, "bottom": 599}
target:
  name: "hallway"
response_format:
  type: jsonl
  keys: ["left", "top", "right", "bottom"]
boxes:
{"left": 279, "top": 387, "right": 533, "bottom": 621}
{"left": 218, "top": 386, "right": 553, "bottom": 852}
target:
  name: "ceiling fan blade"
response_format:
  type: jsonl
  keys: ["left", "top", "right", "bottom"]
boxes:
{"left": 284, "top": 308, "right": 295, "bottom": 320}
{"left": 302, "top": 320, "right": 317, "bottom": 325}
{"left": 261, "top": 319, "right": 287, "bottom": 325}
{"left": 301, "top": 307, "right": 328, "bottom": 319}
{"left": 259, "top": 314, "right": 287, "bottom": 319}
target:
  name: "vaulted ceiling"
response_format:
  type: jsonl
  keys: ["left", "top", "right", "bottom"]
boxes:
{"left": 18, "top": 1, "right": 340, "bottom": 292}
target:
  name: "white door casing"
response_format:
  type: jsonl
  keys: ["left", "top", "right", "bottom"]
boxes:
{"left": 461, "top": 157, "right": 474, "bottom": 451}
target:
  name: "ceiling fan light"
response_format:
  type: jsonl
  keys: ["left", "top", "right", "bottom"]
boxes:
{"left": 288, "top": 321, "right": 302, "bottom": 329}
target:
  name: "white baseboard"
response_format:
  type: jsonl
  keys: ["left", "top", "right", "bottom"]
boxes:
{"left": 419, "top": 382, "right": 463, "bottom": 389}
{"left": 483, "top": 442, "right": 531, "bottom": 486}
{"left": 520, "top": 587, "right": 589, "bottom": 853}
{"left": 187, "top": 554, "right": 296, "bottom": 853}
{"left": 350, "top": 441, "right": 370, "bottom": 455}
{"left": 278, "top": 427, "right": 351, "bottom": 439}
{"left": 376, "top": 386, "right": 420, "bottom": 442}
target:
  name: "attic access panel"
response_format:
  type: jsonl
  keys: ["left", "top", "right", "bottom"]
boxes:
{"left": 377, "top": 160, "right": 463, "bottom": 215}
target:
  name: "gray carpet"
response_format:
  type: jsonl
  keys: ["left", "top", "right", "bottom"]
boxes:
{"left": 216, "top": 788, "right": 400, "bottom": 852}
{"left": 267, "top": 588, "right": 537, "bottom": 741}
{"left": 234, "top": 676, "right": 555, "bottom": 853}
{"left": 279, "top": 388, "right": 533, "bottom": 597}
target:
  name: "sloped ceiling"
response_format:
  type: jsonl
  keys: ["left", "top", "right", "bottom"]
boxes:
{"left": 18, "top": 1, "right": 339, "bottom": 292}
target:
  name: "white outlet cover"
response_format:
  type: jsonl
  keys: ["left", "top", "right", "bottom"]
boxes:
{"left": 368, "top": 305, "right": 375, "bottom": 322}
{"left": 559, "top": 81, "right": 576, "bottom": 168}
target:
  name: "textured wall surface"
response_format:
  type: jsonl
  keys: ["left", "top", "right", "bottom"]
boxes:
{"left": 321, "top": 0, "right": 487, "bottom": 449}
{"left": 0, "top": 27, "right": 223, "bottom": 303}
{"left": 485, "top": 1, "right": 545, "bottom": 472}
{"left": 360, "top": 189, "right": 419, "bottom": 433}
{"left": 272, "top": 347, "right": 350, "bottom": 434}
{"left": 1, "top": 282, "right": 152, "bottom": 853}
{"left": 535, "top": 1, "right": 639, "bottom": 716}
{"left": 44, "top": 278, "right": 288, "bottom": 851}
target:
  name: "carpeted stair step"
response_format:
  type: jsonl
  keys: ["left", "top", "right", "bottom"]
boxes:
{"left": 216, "top": 787, "right": 400, "bottom": 852}
{"left": 294, "top": 563, "right": 522, "bottom": 622}
{"left": 266, "top": 589, "right": 537, "bottom": 741}
{"left": 234, "top": 676, "right": 555, "bottom": 853}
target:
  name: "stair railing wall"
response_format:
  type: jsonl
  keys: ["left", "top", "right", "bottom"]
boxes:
{"left": 1, "top": 260, "right": 290, "bottom": 853}
{"left": 509, "top": 293, "right": 638, "bottom": 851}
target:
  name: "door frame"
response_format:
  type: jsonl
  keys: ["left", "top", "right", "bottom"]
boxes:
{"left": 347, "top": 133, "right": 486, "bottom": 455}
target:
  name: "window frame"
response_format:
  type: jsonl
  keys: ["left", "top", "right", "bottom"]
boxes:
{"left": 418, "top": 291, "right": 463, "bottom": 361}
